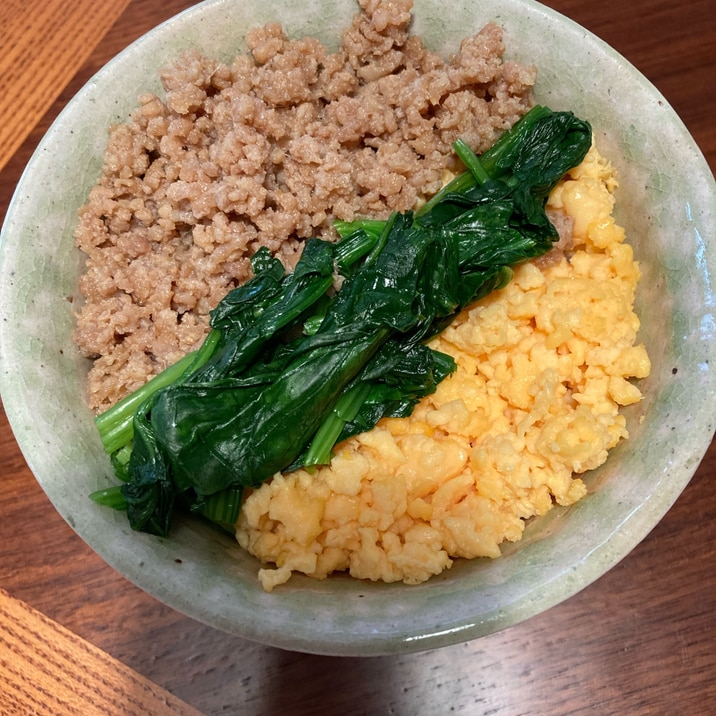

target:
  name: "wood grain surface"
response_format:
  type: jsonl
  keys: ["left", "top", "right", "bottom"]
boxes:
{"left": 0, "top": 588, "right": 201, "bottom": 716}
{"left": 0, "top": 0, "right": 132, "bottom": 171}
{"left": 0, "top": 1, "right": 714, "bottom": 714}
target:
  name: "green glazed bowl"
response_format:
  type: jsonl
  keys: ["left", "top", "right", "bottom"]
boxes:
{"left": 1, "top": 0, "right": 714, "bottom": 655}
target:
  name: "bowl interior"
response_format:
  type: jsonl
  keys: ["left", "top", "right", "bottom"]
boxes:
{"left": 1, "top": 0, "right": 714, "bottom": 656}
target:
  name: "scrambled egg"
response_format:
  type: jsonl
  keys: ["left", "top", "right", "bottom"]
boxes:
{"left": 235, "top": 142, "right": 651, "bottom": 591}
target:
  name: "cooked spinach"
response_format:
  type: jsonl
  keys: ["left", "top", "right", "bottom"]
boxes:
{"left": 91, "top": 105, "right": 591, "bottom": 536}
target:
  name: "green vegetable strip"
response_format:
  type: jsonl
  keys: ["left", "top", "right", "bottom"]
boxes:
{"left": 333, "top": 218, "right": 386, "bottom": 243}
{"left": 195, "top": 486, "right": 243, "bottom": 533}
{"left": 332, "top": 228, "right": 380, "bottom": 271}
{"left": 90, "top": 106, "right": 592, "bottom": 537}
{"left": 89, "top": 485, "right": 127, "bottom": 511}
{"left": 301, "top": 381, "right": 374, "bottom": 468}
{"left": 452, "top": 138, "right": 491, "bottom": 184}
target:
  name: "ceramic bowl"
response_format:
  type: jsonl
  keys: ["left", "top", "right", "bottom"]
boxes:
{"left": 1, "top": 0, "right": 714, "bottom": 656}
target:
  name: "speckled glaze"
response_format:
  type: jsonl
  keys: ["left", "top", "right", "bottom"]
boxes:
{"left": 1, "top": 0, "right": 714, "bottom": 656}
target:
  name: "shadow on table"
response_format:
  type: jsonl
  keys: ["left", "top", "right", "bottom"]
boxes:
{"left": 257, "top": 649, "right": 411, "bottom": 715}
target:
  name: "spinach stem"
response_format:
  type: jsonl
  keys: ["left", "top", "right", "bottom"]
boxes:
{"left": 333, "top": 226, "right": 381, "bottom": 270}
{"left": 89, "top": 485, "right": 127, "bottom": 510}
{"left": 366, "top": 212, "right": 398, "bottom": 266}
{"left": 452, "top": 138, "right": 490, "bottom": 184}
{"left": 415, "top": 170, "right": 476, "bottom": 218}
{"left": 302, "top": 381, "right": 374, "bottom": 468}
{"left": 195, "top": 486, "right": 243, "bottom": 533}
{"left": 96, "top": 328, "right": 222, "bottom": 454}
{"left": 334, "top": 218, "right": 386, "bottom": 242}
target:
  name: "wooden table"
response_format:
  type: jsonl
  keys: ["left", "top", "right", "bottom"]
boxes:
{"left": 1, "top": 1, "right": 714, "bottom": 713}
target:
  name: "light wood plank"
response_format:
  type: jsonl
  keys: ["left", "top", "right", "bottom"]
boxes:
{"left": 0, "top": 588, "right": 203, "bottom": 716}
{"left": 0, "top": 0, "right": 132, "bottom": 171}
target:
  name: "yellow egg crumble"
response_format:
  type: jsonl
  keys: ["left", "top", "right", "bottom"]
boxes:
{"left": 235, "top": 141, "right": 651, "bottom": 591}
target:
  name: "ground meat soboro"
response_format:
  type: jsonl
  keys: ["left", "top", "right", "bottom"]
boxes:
{"left": 73, "top": 0, "right": 536, "bottom": 412}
